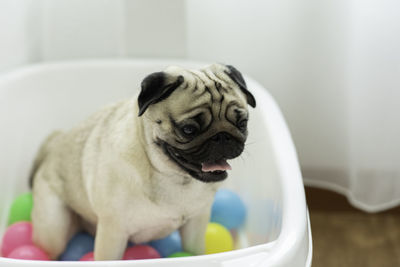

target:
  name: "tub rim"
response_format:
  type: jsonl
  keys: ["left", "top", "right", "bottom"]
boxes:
{"left": 0, "top": 59, "right": 312, "bottom": 267}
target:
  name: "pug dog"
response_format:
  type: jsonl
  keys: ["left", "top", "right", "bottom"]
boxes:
{"left": 29, "top": 63, "right": 256, "bottom": 260}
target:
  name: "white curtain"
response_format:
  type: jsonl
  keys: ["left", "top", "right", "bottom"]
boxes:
{"left": 0, "top": 0, "right": 399, "bottom": 212}
{"left": 346, "top": 0, "right": 400, "bottom": 211}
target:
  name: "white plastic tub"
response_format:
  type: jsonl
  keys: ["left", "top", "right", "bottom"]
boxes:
{"left": 0, "top": 60, "right": 312, "bottom": 267}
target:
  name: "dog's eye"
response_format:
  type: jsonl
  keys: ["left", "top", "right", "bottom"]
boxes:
{"left": 238, "top": 119, "right": 248, "bottom": 131}
{"left": 181, "top": 125, "right": 198, "bottom": 136}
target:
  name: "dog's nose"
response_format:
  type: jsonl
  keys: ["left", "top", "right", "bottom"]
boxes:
{"left": 211, "top": 132, "right": 232, "bottom": 144}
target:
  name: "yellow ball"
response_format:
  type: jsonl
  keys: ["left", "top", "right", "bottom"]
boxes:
{"left": 205, "top": 222, "right": 234, "bottom": 254}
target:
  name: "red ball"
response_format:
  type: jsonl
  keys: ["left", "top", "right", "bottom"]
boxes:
{"left": 79, "top": 251, "right": 94, "bottom": 261}
{"left": 1, "top": 222, "right": 33, "bottom": 257}
{"left": 7, "top": 245, "right": 50, "bottom": 260}
{"left": 123, "top": 245, "right": 161, "bottom": 260}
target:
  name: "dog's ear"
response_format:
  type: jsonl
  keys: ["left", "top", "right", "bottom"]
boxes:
{"left": 138, "top": 72, "right": 184, "bottom": 116}
{"left": 225, "top": 65, "right": 256, "bottom": 108}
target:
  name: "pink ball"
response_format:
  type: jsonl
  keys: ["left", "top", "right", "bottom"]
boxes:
{"left": 1, "top": 222, "right": 33, "bottom": 257}
{"left": 123, "top": 245, "right": 161, "bottom": 260}
{"left": 79, "top": 251, "right": 94, "bottom": 261}
{"left": 7, "top": 245, "right": 50, "bottom": 261}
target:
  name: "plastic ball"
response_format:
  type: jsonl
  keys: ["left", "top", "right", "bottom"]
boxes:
{"left": 7, "top": 245, "right": 50, "bottom": 260}
{"left": 1, "top": 222, "right": 33, "bottom": 257}
{"left": 59, "top": 232, "right": 95, "bottom": 261}
{"left": 167, "top": 251, "right": 194, "bottom": 258}
{"left": 123, "top": 245, "right": 161, "bottom": 260}
{"left": 205, "top": 223, "right": 233, "bottom": 254}
{"left": 149, "top": 231, "right": 182, "bottom": 257}
{"left": 211, "top": 189, "right": 247, "bottom": 229}
{"left": 7, "top": 193, "right": 33, "bottom": 226}
{"left": 79, "top": 251, "right": 94, "bottom": 261}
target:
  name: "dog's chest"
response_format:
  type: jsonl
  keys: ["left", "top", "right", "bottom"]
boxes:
{"left": 125, "top": 174, "right": 218, "bottom": 243}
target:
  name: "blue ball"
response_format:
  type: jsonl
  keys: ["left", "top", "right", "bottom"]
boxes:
{"left": 59, "top": 232, "right": 95, "bottom": 261}
{"left": 149, "top": 231, "right": 182, "bottom": 257}
{"left": 211, "top": 189, "right": 247, "bottom": 230}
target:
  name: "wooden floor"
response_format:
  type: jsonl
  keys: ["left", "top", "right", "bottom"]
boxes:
{"left": 305, "top": 187, "right": 400, "bottom": 267}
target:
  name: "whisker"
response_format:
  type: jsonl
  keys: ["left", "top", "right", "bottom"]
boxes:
{"left": 240, "top": 154, "right": 247, "bottom": 163}
{"left": 242, "top": 148, "right": 254, "bottom": 161}
{"left": 245, "top": 139, "right": 257, "bottom": 146}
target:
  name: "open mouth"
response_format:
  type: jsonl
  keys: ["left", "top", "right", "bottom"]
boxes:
{"left": 164, "top": 143, "right": 232, "bottom": 182}
{"left": 201, "top": 159, "right": 232, "bottom": 172}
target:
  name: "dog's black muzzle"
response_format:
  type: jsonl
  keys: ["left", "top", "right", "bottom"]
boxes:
{"left": 186, "top": 132, "right": 244, "bottom": 163}
{"left": 162, "top": 132, "right": 245, "bottom": 183}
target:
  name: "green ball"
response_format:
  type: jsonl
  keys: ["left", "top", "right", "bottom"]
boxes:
{"left": 167, "top": 252, "right": 194, "bottom": 258}
{"left": 8, "top": 193, "right": 33, "bottom": 225}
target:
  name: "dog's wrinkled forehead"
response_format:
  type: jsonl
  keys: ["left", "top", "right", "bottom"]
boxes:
{"left": 138, "top": 63, "right": 256, "bottom": 118}
{"left": 164, "top": 65, "right": 243, "bottom": 117}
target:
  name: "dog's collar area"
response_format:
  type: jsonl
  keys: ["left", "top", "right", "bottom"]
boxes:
{"left": 159, "top": 140, "right": 229, "bottom": 183}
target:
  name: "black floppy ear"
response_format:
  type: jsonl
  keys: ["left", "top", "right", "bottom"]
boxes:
{"left": 225, "top": 65, "right": 256, "bottom": 108}
{"left": 138, "top": 72, "right": 184, "bottom": 116}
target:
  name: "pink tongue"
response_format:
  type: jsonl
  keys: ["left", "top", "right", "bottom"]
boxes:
{"left": 201, "top": 159, "right": 232, "bottom": 172}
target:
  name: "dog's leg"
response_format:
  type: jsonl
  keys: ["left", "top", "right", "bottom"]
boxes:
{"left": 94, "top": 218, "right": 128, "bottom": 260}
{"left": 32, "top": 177, "right": 78, "bottom": 260}
{"left": 179, "top": 211, "right": 211, "bottom": 255}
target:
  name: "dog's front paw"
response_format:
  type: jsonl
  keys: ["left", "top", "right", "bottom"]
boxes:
{"left": 94, "top": 219, "right": 128, "bottom": 260}
{"left": 179, "top": 212, "right": 210, "bottom": 255}
{"left": 183, "top": 240, "right": 205, "bottom": 256}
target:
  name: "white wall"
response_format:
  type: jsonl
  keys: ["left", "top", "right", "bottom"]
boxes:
{"left": 0, "top": 0, "right": 186, "bottom": 69}
{"left": 124, "top": 0, "right": 186, "bottom": 58}
{"left": 40, "top": 0, "right": 125, "bottom": 60}
{"left": 40, "top": 0, "right": 186, "bottom": 60}
{"left": 0, "top": 0, "right": 39, "bottom": 72}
